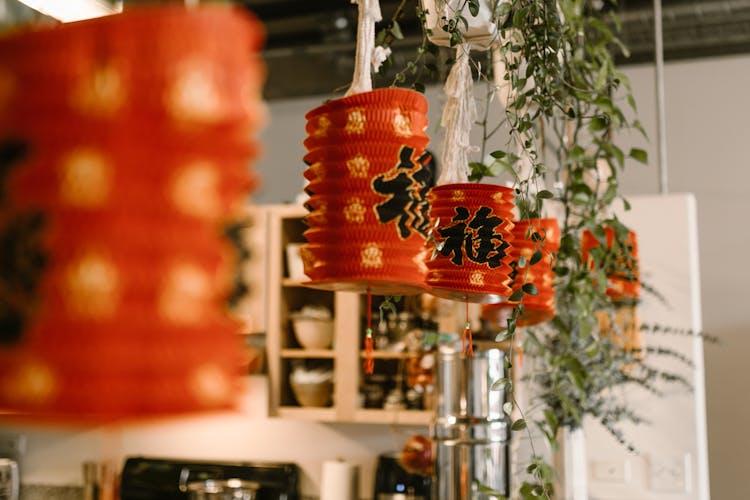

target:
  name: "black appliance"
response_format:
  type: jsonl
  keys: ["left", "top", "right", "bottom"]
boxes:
{"left": 119, "top": 456, "right": 300, "bottom": 500}
{"left": 373, "top": 453, "right": 431, "bottom": 500}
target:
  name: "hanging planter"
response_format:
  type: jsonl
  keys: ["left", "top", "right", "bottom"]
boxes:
{"left": 0, "top": 4, "right": 265, "bottom": 422}
{"left": 421, "top": 0, "right": 509, "bottom": 50}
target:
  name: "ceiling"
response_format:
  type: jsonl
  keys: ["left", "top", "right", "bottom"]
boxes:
{"left": 3, "top": 0, "right": 750, "bottom": 100}
{"left": 239, "top": 0, "right": 750, "bottom": 99}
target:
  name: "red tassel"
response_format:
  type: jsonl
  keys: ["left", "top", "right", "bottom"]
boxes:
{"left": 364, "top": 330, "right": 374, "bottom": 374}
{"left": 462, "top": 322, "right": 474, "bottom": 356}
{"left": 462, "top": 300, "right": 473, "bottom": 356}
{"left": 363, "top": 289, "right": 374, "bottom": 374}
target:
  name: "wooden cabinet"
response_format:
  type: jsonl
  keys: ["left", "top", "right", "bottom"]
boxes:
{"left": 264, "top": 204, "right": 433, "bottom": 425}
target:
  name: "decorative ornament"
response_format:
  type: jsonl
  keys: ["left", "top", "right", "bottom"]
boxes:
{"left": 300, "top": 0, "right": 434, "bottom": 373}
{"left": 0, "top": 4, "right": 265, "bottom": 422}
{"left": 424, "top": 43, "right": 516, "bottom": 354}
{"left": 481, "top": 218, "right": 560, "bottom": 329}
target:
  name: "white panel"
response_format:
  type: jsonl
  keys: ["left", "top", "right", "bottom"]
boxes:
{"left": 585, "top": 193, "right": 709, "bottom": 500}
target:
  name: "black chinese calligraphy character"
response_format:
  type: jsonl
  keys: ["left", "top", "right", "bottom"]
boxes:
{"left": 372, "top": 146, "right": 433, "bottom": 239}
{"left": 436, "top": 206, "right": 509, "bottom": 268}
{"left": 0, "top": 139, "right": 47, "bottom": 345}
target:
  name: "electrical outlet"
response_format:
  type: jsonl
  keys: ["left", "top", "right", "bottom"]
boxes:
{"left": 591, "top": 459, "right": 630, "bottom": 483}
{"left": 0, "top": 434, "right": 25, "bottom": 464}
{"left": 648, "top": 454, "right": 691, "bottom": 493}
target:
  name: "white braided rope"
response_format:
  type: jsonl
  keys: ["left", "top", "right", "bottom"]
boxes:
{"left": 437, "top": 44, "right": 478, "bottom": 185}
{"left": 346, "top": 0, "right": 384, "bottom": 96}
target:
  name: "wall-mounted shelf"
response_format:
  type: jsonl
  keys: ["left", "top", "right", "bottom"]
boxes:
{"left": 265, "top": 204, "right": 436, "bottom": 426}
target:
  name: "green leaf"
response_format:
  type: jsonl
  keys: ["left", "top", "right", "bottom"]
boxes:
{"left": 522, "top": 283, "right": 538, "bottom": 295}
{"left": 508, "top": 289, "right": 525, "bottom": 302}
{"left": 491, "top": 377, "right": 510, "bottom": 391}
{"left": 511, "top": 418, "right": 527, "bottom": 431}
{"left": 468, "top": 0, "right": 480, "bottom": 17}
{"left": 496, "top": 330, "right": 511, "bottom": 342}
{"left": 390, "top": 21, "right": 404, "bottom": 40}
{"left": 503, "top": 401, "right": 513, "bottom": 415}
{"left": 530, "top": 249, "right": 542, "bottom": 265}
{"left": 490, "top": 150, "right": 507, "bottom": 159}
{"left": 537, "top": 189, "right": 554, "bottom": 199}
{"left": 589, "top": 115, "right": 609, "bottom": 132}
{"left": 629, "top": 148, "right": 648, "bottom": 164}
{"left": 375, "top": 29, "right": 387, "bottom": 46}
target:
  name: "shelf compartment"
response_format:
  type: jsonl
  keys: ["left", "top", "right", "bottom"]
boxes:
{"left": 353, "top": 408, "right": 432, "bottom": 425}
{"left": 277, "top": 406, "right": 338, "bottom": 422}
{"left": 281, "top": 348, "right": 335, "bottom": 359}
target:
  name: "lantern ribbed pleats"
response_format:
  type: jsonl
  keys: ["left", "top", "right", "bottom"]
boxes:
{"left": 301, "top": 88, "right": 433, "bottom": 295}
{"left": 0, "top": 5, "right": 265, "bottom": 422}
{"left": 424, "top": 183, "right": 516, "bottom": 303}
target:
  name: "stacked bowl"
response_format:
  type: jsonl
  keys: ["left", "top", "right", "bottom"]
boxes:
{"left": 0, "top": 4, "right": 266, "bottom": 421}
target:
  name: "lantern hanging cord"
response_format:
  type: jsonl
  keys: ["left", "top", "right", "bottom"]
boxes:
{"left": 346, "top": 0, "right": 386, "bottom": 96}
{"left": 364, "top": 289, "right": 375, "bottom": 374}
{"left": 437, "top": 43, "right": 478, "bottom": 185}
{"left": 462, "top": 299, "right": 474, "bottom": 356}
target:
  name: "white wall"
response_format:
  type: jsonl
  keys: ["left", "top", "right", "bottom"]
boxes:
{"left": 3, "top": 54, "right": 748, "bottom": 500}
{"left": 2, "top": 378, "right": 427, "bottom": 499}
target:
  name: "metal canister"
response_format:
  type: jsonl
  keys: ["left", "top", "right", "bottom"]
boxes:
{"left": 431, "top": 346, "right": 509, "bottom": 499}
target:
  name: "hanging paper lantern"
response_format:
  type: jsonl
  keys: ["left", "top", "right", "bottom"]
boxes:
{"left": 0, "top": 4, "right": 265, "bottom": 422}
{"left": 300, "top": 88, "right": 433, "bottom": 295}
{"left": 425, "top": 183, "right": 515, "bottom": 303}
{"left": 581, "top": 226, "right": 640, "bottom": 304}
{"left": 596, "top": 305, "right": 643, "bottom": 357}
{"left": 480, "top": 218, "right": 560, "bottom": 329}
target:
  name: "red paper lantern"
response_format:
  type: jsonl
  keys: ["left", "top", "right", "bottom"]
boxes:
{"left": 0, "top": 4, "right": 265, "bottom": 422}
{"left": 481, "top": 218, "right": 560, "bottom": 329}
{"left": 581, "top": 226, "right": 640, "bottom": 304}
{"left": 300, "top": 88, "right": 433, "bottom": 295}
{"left": 424, "top": 183, "right": 516, "bottom": 303}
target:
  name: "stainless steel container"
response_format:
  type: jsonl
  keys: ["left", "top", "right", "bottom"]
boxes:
{"left": 0, "top": 458, "right": 19, "bottom": 500}
{"left": 431, "top": 346, "right": 509, "bottom": 499}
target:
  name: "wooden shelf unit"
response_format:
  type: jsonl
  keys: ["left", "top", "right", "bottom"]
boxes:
{"left": 265, "top": 204, "right": 434, "bottom": 425}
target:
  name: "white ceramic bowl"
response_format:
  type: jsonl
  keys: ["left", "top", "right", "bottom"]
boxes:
{"left": 290, "top": 379, "right": 334, "bottom": 407}
{"left": 291, "top": 316, "right": 334, "bottom": 349}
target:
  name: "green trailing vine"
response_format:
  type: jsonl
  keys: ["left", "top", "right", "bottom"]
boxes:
{"left": 373, "top": 1, "right": 710, "bottom": 498}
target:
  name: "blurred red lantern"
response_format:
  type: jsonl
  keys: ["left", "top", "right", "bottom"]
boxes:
{"left": 0, "top": 4, "right": 265, "bottom": 422}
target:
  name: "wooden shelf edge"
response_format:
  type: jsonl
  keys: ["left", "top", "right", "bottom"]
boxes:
{"left": 276, "top": 406, "right": 338, "bottom": 422}
{"left": 359, "top": 350, "right": 411, "bottom": 359}
{"left": 353, "top": 408, "right": 433, "bottom": 425}
{"left": 281, "top": 348, "right": 336, "bottom": 358}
